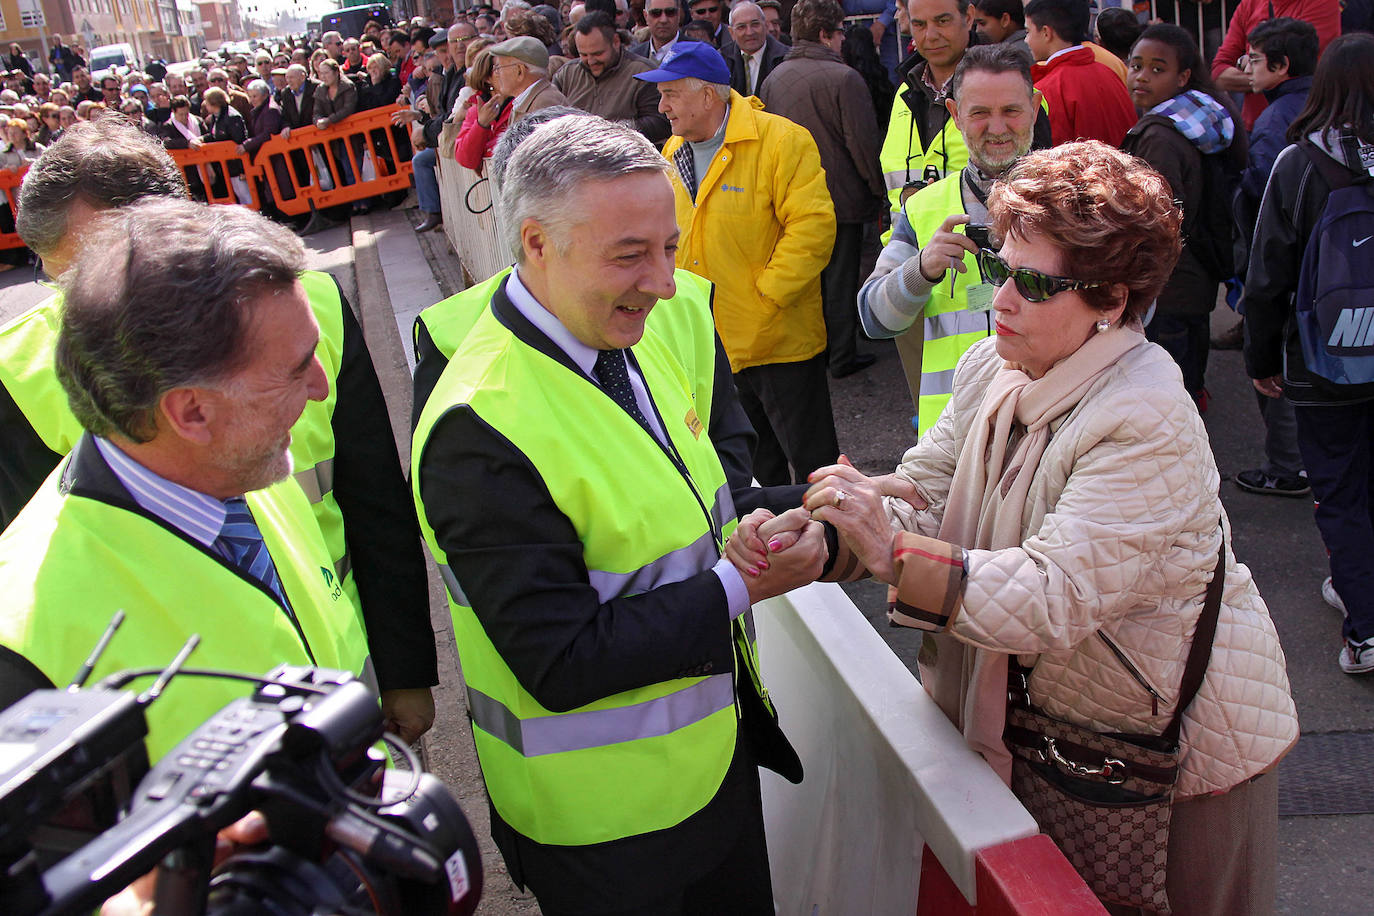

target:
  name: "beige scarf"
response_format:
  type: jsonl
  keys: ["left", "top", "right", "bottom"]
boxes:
{"left": 920, "top": 327, "right": 1145, "bottom": 782}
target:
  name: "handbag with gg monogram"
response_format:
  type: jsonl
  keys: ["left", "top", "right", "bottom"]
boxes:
{"left": 1002, "top": 537, "right": 1225, "bottom": 914}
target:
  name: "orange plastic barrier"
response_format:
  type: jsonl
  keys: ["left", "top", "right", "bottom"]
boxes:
{"left": 253, "top": 105, "right": 415, "bottom": 216}
{"left": 0, "top": 166, "right": 28, "bottom": 251}
{"left": 0, "top": 106, "right": 415, "bottom": 251}
{"left": 168, "top": 141, "right": 261, "bottom": 209}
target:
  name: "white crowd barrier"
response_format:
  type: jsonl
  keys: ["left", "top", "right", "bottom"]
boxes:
{"left": 754, "top": 583, "right": 1039, "bottom": 911}
{"left": 435, "top": 157, "right": 509, "bottom": 286}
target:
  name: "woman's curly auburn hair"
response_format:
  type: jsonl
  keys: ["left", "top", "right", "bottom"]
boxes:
{"left": 987, "top": 141, "right": 1183, "bottom": 321}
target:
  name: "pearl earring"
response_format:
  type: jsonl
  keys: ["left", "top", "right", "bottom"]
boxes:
{"left": 1096, "top": 318, "right": 1112, "bottom": 333}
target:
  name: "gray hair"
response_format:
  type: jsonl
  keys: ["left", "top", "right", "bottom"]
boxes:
{"left": 498, "top": 114, "right": 670, "bottom": 263}
{"left": 286, "top": 63, "right": 307, "bottom": 77}
{"left": 679, "top": 75, "right": 731, "bottom": 102}
{"left": 56, "top": 199, "right": 306, "bottom": 442}
{"left": 16, "top": 116, "right": 188, "bottom": 258}
{"left": 489, "top": 104, "right": 584, "bottom": 194}
{"left": 246, "top": 78, "right": 271, "bottom": 98}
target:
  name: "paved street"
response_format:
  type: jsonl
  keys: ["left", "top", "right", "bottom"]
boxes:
{"left": 2, "top": 210, "right": 1368, "bottom": 914}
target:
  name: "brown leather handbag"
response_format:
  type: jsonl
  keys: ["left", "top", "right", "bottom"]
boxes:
{"left": 1002, "top": 537, "right": 1226, "bottom": 915}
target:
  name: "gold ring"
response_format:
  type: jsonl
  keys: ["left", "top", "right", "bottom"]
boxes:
{"left": 834, "top": 490, "right": 847, "bottom": 509}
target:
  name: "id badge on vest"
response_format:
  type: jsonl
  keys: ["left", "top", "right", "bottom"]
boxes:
{"left": 966, "top": 282, "right": 996, "bottom": 313}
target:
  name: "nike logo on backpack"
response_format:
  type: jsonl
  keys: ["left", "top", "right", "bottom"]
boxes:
{"left": 1356, "top": 236, "right": 1373, "bottom": 247}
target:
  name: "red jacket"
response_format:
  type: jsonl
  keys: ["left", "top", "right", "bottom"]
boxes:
{"left": 1032, "top": 46, "right": 1138, "bottom": 147}
{"left": 1210, "top": 0, "right": 1340, "bottom": 131}
{"left": 453, "top": 97, "right": 512, "bottom": 172}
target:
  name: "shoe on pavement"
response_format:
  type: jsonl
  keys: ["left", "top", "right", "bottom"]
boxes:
{"left": 413, "top": 212, "right": 443, "bottom": 232}
{"left": 1234, "top": 468, "right": 1311, "bottom": 497}
{"left": 1339, "top": 636, "right": 1374, "bottom": 675}
{"left": 1211, "top": 318, "right": 1244, "bottom": 350}
{"left": 831, "top": 353, "right": 877, "bottom": 379}
{"left": 1322, "top": 576, "right": 1348, "bottom": 615}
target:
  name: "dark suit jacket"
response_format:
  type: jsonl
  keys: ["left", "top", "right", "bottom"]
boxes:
{"left": 278, "top": 79, "right": 318, "bottom": 129}
{"left": 628, "top": 32, "right": 681, "bottom": 61}
{"left": 414, "top": 278, "right": 804, "bottom": 910}
{"left": 725, "top": 34, "right": 789, "bottom": 96}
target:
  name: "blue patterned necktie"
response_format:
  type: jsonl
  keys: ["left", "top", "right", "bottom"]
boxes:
{"left": 594, "top": 348, "right": 654, "bottom": 436}
{"left": 216, "top": 497, "right": 290, "bottom": 614}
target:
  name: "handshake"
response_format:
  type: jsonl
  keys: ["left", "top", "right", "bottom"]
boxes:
{"left": 724, "top": 456, "right": 928, "bottom": 603}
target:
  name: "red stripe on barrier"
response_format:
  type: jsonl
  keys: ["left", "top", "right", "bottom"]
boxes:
{"left": 976, "top": 835, "right": 1108, "bottom": 916}
{"left": 916, "top": 836, "right": 1107, "bottom": 915}
{"left": 918, "top": 845, "right": 975, "bottom": 916}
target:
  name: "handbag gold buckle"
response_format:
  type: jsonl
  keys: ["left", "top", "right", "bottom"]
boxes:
{"left": 1042, "top": 737, "right": 1128, "bottom": 785}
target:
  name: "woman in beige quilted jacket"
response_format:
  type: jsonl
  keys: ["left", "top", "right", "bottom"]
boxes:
{"left": 732, "top": 142, "right": 1298, "bottom": 915}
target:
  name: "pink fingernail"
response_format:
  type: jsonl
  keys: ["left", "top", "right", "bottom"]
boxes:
{"left": 747, "top": 567, "right": 759, "bottom": 577}
{"left": 759, "top": 560, "right": 769, "bottom": 570}
{"left": 768, "top": 539, "right": 782, "bottom": 552}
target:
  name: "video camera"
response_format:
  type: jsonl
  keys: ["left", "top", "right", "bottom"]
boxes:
{"left": 0, "top": 615, "right": 482, "bottom": 916}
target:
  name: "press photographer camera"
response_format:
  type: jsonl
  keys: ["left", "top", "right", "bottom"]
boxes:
{"left": 0, "top": 621, "right": 482, "bottom": 916}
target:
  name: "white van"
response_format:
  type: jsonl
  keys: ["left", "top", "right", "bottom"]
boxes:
{"left": 89, "top": 43, "right": 138, "bottom": 78}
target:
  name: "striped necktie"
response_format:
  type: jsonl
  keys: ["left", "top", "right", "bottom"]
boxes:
{"left": 216, "top": 496, "right": 290, "bottom": 614}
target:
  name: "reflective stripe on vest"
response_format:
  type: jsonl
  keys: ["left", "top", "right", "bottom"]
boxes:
{"left": 0, "top": 453, "right": 372, "bottom": 762}
{"left": 903, "top": 173, "right": 990, "bottom": 436}
{"left": 467, "top": 673, "right": 733, "bottom": 757}
{"left": 412, "top": 279, "right": 738, "bottom": 846}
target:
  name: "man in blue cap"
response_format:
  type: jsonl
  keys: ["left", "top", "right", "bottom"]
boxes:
{"left": 636, "top": 41, "right": 839, "bottom": 488}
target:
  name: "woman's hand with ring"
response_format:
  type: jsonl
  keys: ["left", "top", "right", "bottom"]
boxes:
{"left": 804, "top": 456, "right": 899, "bottom": 583}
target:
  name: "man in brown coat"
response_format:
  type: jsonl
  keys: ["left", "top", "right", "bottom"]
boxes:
{"left": 759, "top": 0, "right": 886, "bottom": 377}
{"left": 553, "top": 12, "right": 671, "bottom": 144}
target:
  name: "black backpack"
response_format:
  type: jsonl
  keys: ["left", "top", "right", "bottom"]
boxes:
{"left": 1188, "top": 149, "right": 1243, "bottom": 283}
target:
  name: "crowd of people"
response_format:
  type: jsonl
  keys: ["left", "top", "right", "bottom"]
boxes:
{"left": 1, "top": 1, "right": 1372, "bottom": 914}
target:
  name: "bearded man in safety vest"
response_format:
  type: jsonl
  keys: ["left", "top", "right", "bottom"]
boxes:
{"left": 881, "top": 0, "right": 1051, "bottom": 241}
{"left": 0, "top": 200, "right": 373, "bottom": 764}
{"left": 0, "top": 117, "right": 436, "bottom": 744}
{"left": 412, "top": 115, "right": 827, "bottom": 915}
{"left": 859, "top": 43, "right": 1043, "bottom": 435}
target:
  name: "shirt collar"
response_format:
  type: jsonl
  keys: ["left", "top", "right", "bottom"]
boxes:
{"left": 512, "top": 78, "right": 540, "bottom": 110}
{"left": 507, "top": 267, "right": 600, "bottom": 378}
{"left": 1045, "top": 44, "right": 1083, "bottom": 64}
{"left": 93, "top": 436, "right": 227, "bottom": 547}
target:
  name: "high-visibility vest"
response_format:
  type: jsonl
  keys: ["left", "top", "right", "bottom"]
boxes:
{"left": 879, "top": 91, "right": 969, "bottom": 238}
{"left": 0, "top": 272, "right": 361, "bottom": 626}
{"left": 412, "top": 287, "right": 750, "bottom": 847}
{"left": 903, "top": 172, "right": 992, "bottom": 435}
{"left": 415, "top": 267, "right": 719, "bottom": 425}
{"left": 0, "top": 455, "right": 372, "bottom": 762}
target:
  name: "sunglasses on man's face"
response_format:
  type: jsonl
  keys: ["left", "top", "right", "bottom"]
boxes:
{"left": 647, "top": 7, "right": 680, "bottom": 16}
{"left": 693, "top": 5, "right": 719, "bottom": 14}
{"left": 977, "top": 249, "right": 1105, "bottom": 303}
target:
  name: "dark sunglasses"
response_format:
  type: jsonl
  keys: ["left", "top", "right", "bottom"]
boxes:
{"left": 977, "top": 249, "right": 1105, "bottom": 303}
{"left": 693, "top": 5, "right": 720, "bottom": 13}
{"left": 647, "top": 7, "right": 680, "bottom": 15}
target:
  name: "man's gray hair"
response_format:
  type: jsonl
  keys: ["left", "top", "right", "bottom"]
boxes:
{"left": 497, "top": 115, "right": 670, "bottom": 263}
{"left": 679, "top": 75, "right": 731, "bottom": 102}
{"left": 488, "top": 104, "right": 583, "bottom": 194}
{"left": 56, "top": 199, "right": 306, "bottom": 442}
{"left": 17, "top": 116, "right": 188, "bottom": 258}
{"left": 286, "top": 63, "right": 307, "bottom": 77}
{"left": 246, "top": 78, "right": 271, "bottom": 98}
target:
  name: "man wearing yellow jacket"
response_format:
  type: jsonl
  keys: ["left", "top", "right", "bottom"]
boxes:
{"left": 0, "top": 200, "right": 372, "bottom": 762}
{"left": 636, "top": 41, "right": 840, "bottom": 486}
